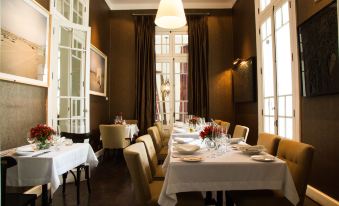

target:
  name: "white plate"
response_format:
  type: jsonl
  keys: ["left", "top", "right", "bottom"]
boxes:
{"left": 180, "top": 156, "right": 203, "bottom": 162}
{"left": 229, "top": 137, "right": 244, "bottom": 144}
{"left": 15, "top": 151, "right": 34, "bottom": 156}
{"left": 251, "top": 155, "right": 275, "bottom": 162}
{"left": 174, "top": 137, "right": 194, "bottom": 144}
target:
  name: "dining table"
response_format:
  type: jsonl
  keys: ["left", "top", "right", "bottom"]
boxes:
{"left": 1, "top": 142, "right": 98, "bottom": 206}
{"left": 158, "top": 125, "right": 300, "bottom": 206}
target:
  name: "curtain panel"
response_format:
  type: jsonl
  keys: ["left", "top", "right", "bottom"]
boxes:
{"left": 134, "top": 16, "right": 156, "bottom": 134}
{"left": 187, "top": 16, "right": 209, "bottom": 117}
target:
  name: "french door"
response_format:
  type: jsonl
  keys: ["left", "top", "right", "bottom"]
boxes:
{"left": 256, "top": 0, "right": 300, "bottom": 140}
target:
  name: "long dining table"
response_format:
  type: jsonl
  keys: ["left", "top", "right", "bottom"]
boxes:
{"left": 2, "top": 143, "right": 98, "bottom": 205}
{"left": 158, "top": 125, "right": 299, "bottom": 206}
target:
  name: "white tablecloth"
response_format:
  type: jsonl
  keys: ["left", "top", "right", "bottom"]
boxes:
{"left": 7, "top": 143, "right": 98, "bottom": 194}
{"left": 158, "top": 137, "right": 299, "bottom": 206}
{"left": 126, "top": 124, "right": 139, "bottom": 140}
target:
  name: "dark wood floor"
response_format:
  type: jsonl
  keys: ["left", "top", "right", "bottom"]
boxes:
{"left": 35, "top": 155, "right": 321, "bottom": 206}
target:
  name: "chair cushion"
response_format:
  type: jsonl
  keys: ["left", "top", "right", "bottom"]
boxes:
{"left": 149, "top": 180, "right": 164, "bottom": 206}
{"left": 231, "top": 190, "right": 293, "bottom": 206}
{"left": 6, "top": 193, "right": 37, "bottom": 206}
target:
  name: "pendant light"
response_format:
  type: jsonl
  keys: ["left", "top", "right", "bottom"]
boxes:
{"left": 155, "top": 0, "right": 187, "bottom": 29}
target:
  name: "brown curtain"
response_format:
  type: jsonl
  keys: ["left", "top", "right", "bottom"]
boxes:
{"left": 188, "top": 16, "right": 209, "bottom": 117}
{"left": 135, "top": 16, "right": 156, "bottom": 134}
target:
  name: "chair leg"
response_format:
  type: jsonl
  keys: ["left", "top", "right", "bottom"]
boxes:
{"left": 217, "top": 191, "right": 223, "bottom": 206}
{"left": 225, "top": 191, "right": 234, "bottom": 206}
{"left": 76, "top": 166, "right": 81, "bottom": 205}
{"left": 62, "top": 172, "right": 68, "bottom": 194}
{"left": 85, "top": 165, "right": 91, "bottom": 193}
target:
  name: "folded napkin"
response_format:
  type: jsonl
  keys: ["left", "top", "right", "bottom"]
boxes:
{"left": 238, "top": 145, "right": 265, "bottom": 152}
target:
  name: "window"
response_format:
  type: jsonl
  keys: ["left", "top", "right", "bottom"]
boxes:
{"left": 48, "top": 0, "right": 90, "bottom": 133}
{"left": 155, "top": 27, "right": 188, "bottom": 125}
{"left": 255, "top": 0, "right": 300, "bottom": 140}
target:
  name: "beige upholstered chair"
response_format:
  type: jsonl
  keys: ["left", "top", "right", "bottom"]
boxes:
{"left": 136, "top": 135, "right": 164, "bottom": 180}
{"left": 125, "top": 120, "right": 138, "bottom": 125}
{"left": 257, "top": 133, "right": 281, "bottom": 156}
{"left": 154, "top": 121, "right": 171, "bottom": 146}
{"left": 232, "top": 125, "right": 250, "bottom": 142}
{"left": 99, "top": 124, "right": 130, "bottom": 150}
{"left": 147, "top": 126, "right": 168, "bottom": 161}
{"left": 231, "top": 139, "right": 315, "bottom": 206}
{"left": 214, "top": 119, "right": 222, "bottom": 125}
{"left": 220, "top": 121, "right": 231, "bottom": 133}
{"left": 123, "top": 143, "right": 204, "bottom": 206}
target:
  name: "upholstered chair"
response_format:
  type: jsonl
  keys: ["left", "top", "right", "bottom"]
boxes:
{"left": 232, "top": 125, "right": 250, "bottom": 142}
{"left": 147, "top": 126, "right": 168, "bottom": 162}
{"left": 214, "top": 119, "right": 222, "bottom": 125}
{"left": 125, "top": 120, "right": 138, "bottom": 125}
{"left": 220, "top": 121, "right": 231, "bottom": 133}
{"left": 123, "top": 143, "right": 204, "bottom": 206}
{"left": 230, "top": 139, "right": 315, "bottom": 206}
{"left": 154, "top": 121, "right": 171, "bottom": 146}
{"left": 257, "top": 133, "right": 281, "bottom": 156}
{"left": 136, "top": 135, "right": 164, "bottom": 180}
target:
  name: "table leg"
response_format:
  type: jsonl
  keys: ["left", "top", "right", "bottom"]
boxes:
{"left": 217, "top": 191, "right": 223, "bottom": 206}
{"left": 42, "top": 184, "right": 49, "bottom": 206}
{"left": 225, "top": 191, "right": 234, "bottom": 206}
{"left": 205, "top": 191, "right": 216, "bottom": 205}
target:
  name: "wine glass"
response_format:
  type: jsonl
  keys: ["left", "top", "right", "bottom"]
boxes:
{"left": 26, "top": 132, "right": 35, "bottom": 144}
{"left": 53, "top": 126, "right": 61, "bottom": 150}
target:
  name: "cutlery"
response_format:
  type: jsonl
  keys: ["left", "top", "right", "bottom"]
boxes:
{"left": 32, "top": 151, "right": 51, "bottom": 157}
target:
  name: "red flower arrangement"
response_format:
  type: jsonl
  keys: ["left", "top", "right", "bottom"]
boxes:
{"left": 30, "top": 124, "right": 55, "bottom": 142}
{"left": 200, "top": 126, "right": 219, "bottom": 140}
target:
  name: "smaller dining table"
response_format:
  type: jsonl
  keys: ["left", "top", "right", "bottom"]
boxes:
{"left": 158, "top": 127, "right": 300, "bottom": 206}
{"left": 2, "top": 143, "right": 98, "bottom": 205}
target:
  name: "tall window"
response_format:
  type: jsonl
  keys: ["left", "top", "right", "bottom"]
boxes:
{"left": 48, "top": 0, "right": 90, "bottom": 133}
{"left": 155, "top": 27, "right": 188, "bottom": 125}
{"left": 255, "top": 0, "right": 300, "bottom": 140}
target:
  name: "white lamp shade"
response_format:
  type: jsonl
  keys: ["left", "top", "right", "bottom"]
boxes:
{"left": 155, "top": 0, "right": 187, "bottom": 29}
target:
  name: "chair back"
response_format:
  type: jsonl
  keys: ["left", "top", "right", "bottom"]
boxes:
{"left": 147, "top": 126, "right": 162, "bottom": 154}
{"left": 1, "top": 156, "right": 17, "bottom": 206}
{"left": 123, "top": 143, "right": 153, "bottom": 205}
{"left": 99, "top": 124, "right": 128, "bottom": 149}
{"left": 257, "top": 133, "right": 281, "bottom": 156}
{"left": 60, "top": 132, "right": 91, "bottom": 143}
{"left": 125, "top": 120, "right": 138, "bottom": 125}
{"left": 136, "top": 135, "right": 158, "bottom": 176}
{"left": 214, "top": 120, "right": 222, "bottom": 125}
{"left": 277, "top": 139, "right": 314, "bottom": 205}
{"left": 233, "top": 125, "right": 250, "bottom": 142}
{"left": 220, "top": 121, "right": 231, "bottom": 133}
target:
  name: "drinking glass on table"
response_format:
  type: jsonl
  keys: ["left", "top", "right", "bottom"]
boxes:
{"left": 53, "top": 126, "right": 61, "bottom": 150}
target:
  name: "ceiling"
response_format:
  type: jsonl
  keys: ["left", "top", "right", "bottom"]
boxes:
{"left": 105, "top": 0, "right": 237, "bottom": 10}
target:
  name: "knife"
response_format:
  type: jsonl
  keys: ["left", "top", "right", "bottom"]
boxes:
{"left": 32, "top": 151, "right": 51, "bottom": 157}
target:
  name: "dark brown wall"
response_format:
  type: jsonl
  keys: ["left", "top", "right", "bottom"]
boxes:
{"left": 89, "top": 0, "right": 110, "bottom": 132}
{"left": 297, "top": 0, "right": 339, "bottom": 199}
{"left": 107, "top": 10, "right": 235, "bottom": 124}
{"left": 232, "top": 0, "right": 258, "bottom": 145}
{"left": 233, "top": 0, "right": 339, "bottom": 199}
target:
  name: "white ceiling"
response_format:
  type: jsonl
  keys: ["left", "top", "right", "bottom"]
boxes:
{"left": 105, "top": 0, "right": 237, "bottom": 10}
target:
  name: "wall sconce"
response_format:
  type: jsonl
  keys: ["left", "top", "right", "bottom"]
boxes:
{"left": 161, "top": 79, "right": 171, "bottom": 97}
{"left": 233, "top": 58, "right": 249, "bottom": 68}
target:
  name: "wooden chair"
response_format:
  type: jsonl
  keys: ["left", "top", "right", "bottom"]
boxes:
{"left": 60, "top": 132, "right": 92, "bottom": 205}
{"left": 136, "top": 135, "right": 164, "bottom": 180}
{"left": 230, "top": 139, "right": 315, "bottom": 206}
{"left": 147, "top": 126, "right": 168, "bottom": 162}
{"left": 1, "top": 156, "right": 37, "bottom": 206}
{"left": 257, "top": 133, "right": 281, "bottom": 156}
{"left": 232, "top": 125, "right": 250, "bottom": 142}
{"left": 123, "top": 143, "right": 204, "bottom": 206}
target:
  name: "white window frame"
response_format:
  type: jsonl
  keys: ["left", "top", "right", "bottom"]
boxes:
{"left": 255, "top": 0, "right": 301, "bottom": 140}
{"left": 48, "top": 0, "right": 91, "bottom": 132}
{"left": 155, "top": 26, "right": 188, "bottom": 124}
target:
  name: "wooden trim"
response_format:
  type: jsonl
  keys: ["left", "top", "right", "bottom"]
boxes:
{"left": 306, "top": 185, "right": 339, "bottom": 206}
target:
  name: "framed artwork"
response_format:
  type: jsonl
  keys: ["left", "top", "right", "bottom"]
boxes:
{"left": 90, "top": 45, "right": 107, "bottom": 96}
{"left": 0, "top": 0, "right": 50, "bottom": 87}
{"left": 232, "top": 57, "right": 257, "bottom": 103}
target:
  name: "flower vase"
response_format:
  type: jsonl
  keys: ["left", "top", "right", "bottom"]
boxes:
{"left": 205, "top": 138, "right": 216, "bottom": 149}
{"left": 36, "top": 140, "right": 51, "bottom": 150}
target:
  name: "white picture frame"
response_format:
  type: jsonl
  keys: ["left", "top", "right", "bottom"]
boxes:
{"left": 89, "top": 45, "right": 107, "bottom": 97}
{"left": 0, "top": 0, "right": 50, "bottom": 87}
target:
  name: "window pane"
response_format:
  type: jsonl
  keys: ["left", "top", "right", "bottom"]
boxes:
{"left": 286, "top": 118, "right": 293, "bottom": 139}
{"left": 278, "top": 96, "right": 285, "bottom": 116}
{"left": 278, "top": 117, "right": 286, "bottom": 137}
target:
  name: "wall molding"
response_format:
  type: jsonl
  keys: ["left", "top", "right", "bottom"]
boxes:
{"left": 307, "top": 185, "right": 339, "bottom": 206}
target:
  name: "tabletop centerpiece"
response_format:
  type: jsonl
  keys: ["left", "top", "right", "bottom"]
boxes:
{"left": 30, "top": 124, "right": 55, "bottom": 150}
{"left": 200, "top": 125, "right": 219, "bottom": 148}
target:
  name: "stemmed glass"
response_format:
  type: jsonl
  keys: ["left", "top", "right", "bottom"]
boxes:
{"left": 26, "top": 132, "right": 35, "bottom": 150}
{"left": 53, "top": 126, "right": 61, "bottom": 150}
